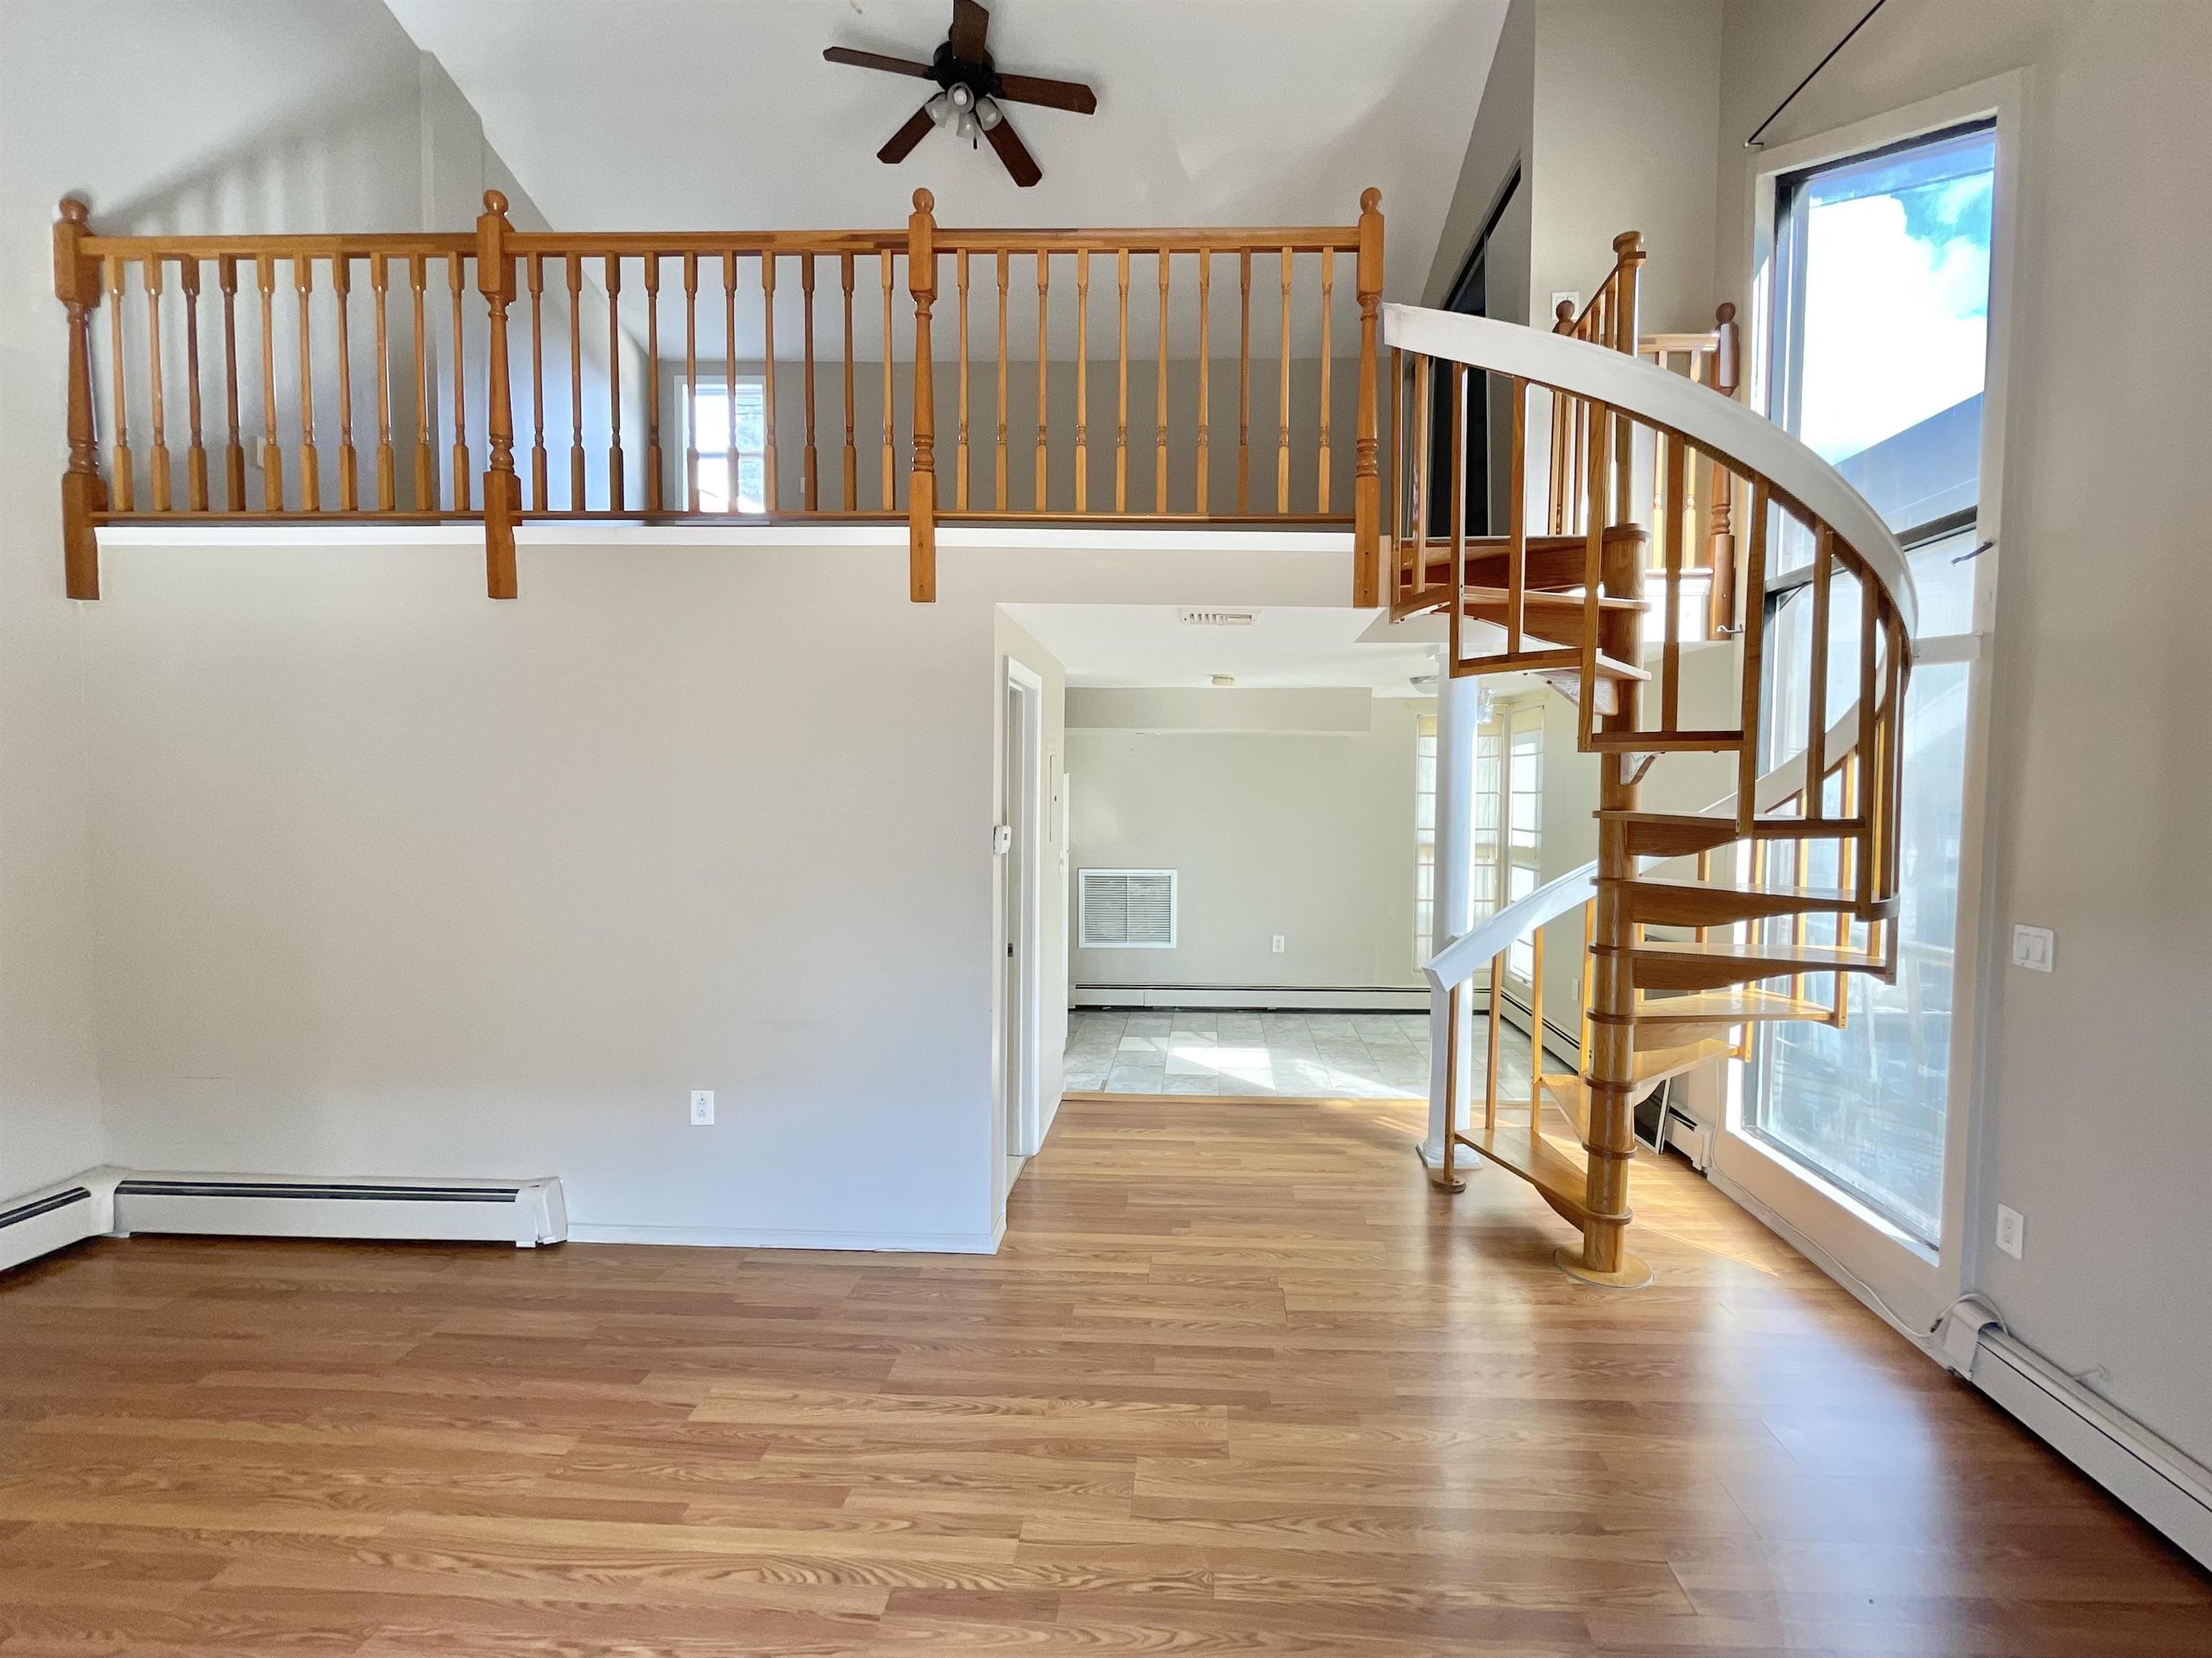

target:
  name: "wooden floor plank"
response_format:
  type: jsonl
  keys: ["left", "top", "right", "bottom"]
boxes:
{"left": 1, "top": 1091, "right": 2207, "bottom": 1654}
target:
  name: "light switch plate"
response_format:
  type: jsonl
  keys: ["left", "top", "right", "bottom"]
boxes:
{"left": 2011, "top": 924, "right": 2054, "bottom": 972}
{"left": 1272, "top": 934, "right": 1285, "bottom": 955}
{"left": 1995, "top": 1203, "right": 2025, "bottom": 1260}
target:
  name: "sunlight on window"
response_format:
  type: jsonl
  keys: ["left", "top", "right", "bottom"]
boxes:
{"left": 689, "top": 379, "right": 768, "bottom": 513}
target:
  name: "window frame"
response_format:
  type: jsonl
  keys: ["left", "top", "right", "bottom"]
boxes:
{"left": 1712, "top": 71, "right": 2021, "bottom": 1337}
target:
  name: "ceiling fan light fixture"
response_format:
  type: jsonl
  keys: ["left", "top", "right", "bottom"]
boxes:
{"left": 926, "top": 90, "right": 954, "bottom": 126}
{"left": 976, "top": 95, "right": 1003, "bottom": 131}
{"left": 955, "top": 107, "right": 978, "bottom": 141}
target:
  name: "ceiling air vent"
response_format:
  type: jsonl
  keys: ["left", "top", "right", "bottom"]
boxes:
{"left": 1079, "top": 869, "right": 1177, "bottom": 949}
{"left": 1177, "top": 608, "right": 1259, "bottom": 627}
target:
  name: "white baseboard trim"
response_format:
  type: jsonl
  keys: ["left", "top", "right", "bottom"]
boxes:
{"left": 1074, "top": 985, "right": 1429, "bottom": 1012}
{"left": 567, "top": 1222, "right": 1003, "bottom": 1254}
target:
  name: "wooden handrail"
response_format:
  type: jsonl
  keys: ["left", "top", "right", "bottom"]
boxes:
{"left": 55, "top": 190, "right": 1382, "bottom": 600}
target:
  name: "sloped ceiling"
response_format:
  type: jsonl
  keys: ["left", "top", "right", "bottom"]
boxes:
{"left": 383, "top": 0, "right": 1504, "bottom": 302}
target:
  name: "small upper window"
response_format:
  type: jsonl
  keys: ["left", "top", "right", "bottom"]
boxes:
{"left": 686, "top": 378, "right": 768, "bottom": 513}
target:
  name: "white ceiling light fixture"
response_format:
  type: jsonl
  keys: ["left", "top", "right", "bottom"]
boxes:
{"left": 1211, "top": 674, "right": 1236, "bottom": 688}
{"left": 1178, "top": 608, "right": 1259, "bottom": 627}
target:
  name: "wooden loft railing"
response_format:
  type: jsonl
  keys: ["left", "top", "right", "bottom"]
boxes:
{"left": 55, "top": 188, "right": 1386, "bottom": 604}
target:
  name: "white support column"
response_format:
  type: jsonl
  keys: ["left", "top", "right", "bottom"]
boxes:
{"left": 1418, "top": 659, "right": 1481, "bottom": 1173}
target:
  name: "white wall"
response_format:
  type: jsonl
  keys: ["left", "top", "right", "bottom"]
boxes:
{"left": 1069, "top": 690, "right": 1423, "bottom": 993}
{"left": 0, "top": 0, "right": 429, "bottom": 1198}
{"left": 1712, "top": 0, "right": 2212, "bottom": 1472}
{"left": 75, "top": 529, "right": 1354, "bottom": 1246}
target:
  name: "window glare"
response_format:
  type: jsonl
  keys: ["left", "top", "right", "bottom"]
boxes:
{"left": 689, "top": 379, "right": 768, "bottom": 513}
{"left": 1783, "top": 124, "right": 1995, "bottom": 542}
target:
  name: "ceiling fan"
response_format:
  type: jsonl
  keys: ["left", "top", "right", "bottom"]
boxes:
{"left": 824, "top": 0, "right": 1097, "bottom": 188}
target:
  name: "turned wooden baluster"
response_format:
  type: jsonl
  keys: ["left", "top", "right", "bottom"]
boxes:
{"left": 1074, "top": 249, "right": 1089, "bottom": 513}
{"left": 907, "top": 190, "right": 938, "bottom": 602}
{"left": 220, "top": 255, "right": 246, "bottom": 511}
{"left": 1316, "top": 246, "right": 1333, "bottom": 517}
{"left": 478, "top": 192, "right": 520, "bottom": 597}
{"left": 881, "top": 249, "right": 897, "bottom": 511}
{"left": 954, "top": 250, "right": 971, "bottom": 511}
{"left": 723, "top": 253, "right": 738, "bottom": 513}
{"left": 1196, "top": 249, "right": 1210, "bottom": 515}
{"left": 643, "top": 252, "right": 662, "bottom": 513}
{"left": 181, "top": 258, "right": 209, "bottom": 511}
{"left": 1237, "top": 251, "right": 1253, "bottom": 512}
{"left": 840, "top": 251, "right": 857, "bottom": 511}
{"left": 1115, "top": 247, "right": 1129, "bottom": 513}
{"left": 295, "top": 256, "right": 320, "bottom": 511}
{"left": 146, "top": 255, "right": 172, "bottom": 511}
{"left": 994, "top": 249, "right": 1010, "bottom": 511}
{"left": 410, "top": 253, "right": 433, "bottom": 510}
{"left": 1662, "top": 426, "right": 1686, "bottom": 730}
{"left": 1353, "top": 188, "right": 1384, "bottom": 604}
{"left": 1737, "top": 479, "right": 1771, "bottom": 832}
{"left": 527, "top": 253, "right": 547, "bottom": 513}
{"left": 1156, "top": 251, "right": 1171, "bottom": 512}
{"left": 1805, "top": 525, "right": 1834, "bottom": 819}
{"left": 107, "top": 255, "right": 133, "bottom": 513}
{"left": 566, "top": 254, "right": 585, "bottom": 510}
{"left": 761, "top": 253, "right": 780, "bottom": 511}
{"left": 257, "top": 252, "right": 282, "bottom": 510}
{"left": 1034, "top": 253, "right": 1050, "bottom": 509}
{"left": 1276, "top": 247, "right": 1292, "bottom": 514}
{"left": 1707, "top": 302, "right": 1741, "bottom": 634}
{"left": 605, "top": 255, "right": 624, "bottom": 512}
{"left": 1447, "top": 362, "right": 1467, "bottom": 672}
{"left": 1506, "top": 377, "right": 1527, "bottom": 655}
{"left": 333, "top": 256, "right": 358, "bottom": 511}
{"left": 1409, "top": 353, "right": 1431, "bottom": 587}
{"left": 449, "top": 251, "right": 469, "bottom": 512}
{"left": 55, "top": 199, "right": 105, "bottom": 598}
{"left": 684, "top": 252, "right": 701, "bottom": 512}
{"left": 372, "top": 255, "right": 395, "bottom": 511}
{"left": 801, "top": 253, "right": 819, "bottom": 511}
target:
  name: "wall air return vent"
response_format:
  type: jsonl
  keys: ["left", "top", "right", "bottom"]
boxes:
{"left": 1079, "top": 869, "right": 1177, "bottom": 949}
{"left": 1177, "top": 608, "right": 1259, "bottom": 627}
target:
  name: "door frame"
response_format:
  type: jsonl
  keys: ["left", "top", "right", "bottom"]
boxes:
{"left": 1001, "top": 659, "right": 1048, "bottom": 1166}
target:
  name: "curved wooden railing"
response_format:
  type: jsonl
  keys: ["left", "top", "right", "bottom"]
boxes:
{"left": 1387, "top": 291, "right": 1916, "bottom": 1284}
{"left": 55, "top": 189, "right": 1385, "bottom": 603}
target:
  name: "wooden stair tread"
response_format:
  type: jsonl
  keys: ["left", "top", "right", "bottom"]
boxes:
{"left": 1633, "top": 988, "right": 1833, "bottom": 1024}
{"left": 1622, "top": 872, "right": 1879, "bottom": 927}
{"left": 1628, "top": 873, "right": 1856, "bottom": 906}
{"left": 1454, "top": 1122, "right": 1591, "bottom": 1222}
{"left": 1629, "top": 937, "right": 1887, "bottom": 991}
{"left": 1538, "top": 1040, "right": 1735, "bottom": 1140}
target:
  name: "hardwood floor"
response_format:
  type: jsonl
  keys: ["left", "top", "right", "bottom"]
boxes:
{"left": 4, "top": 1093, "right": 2208, "bottom": 1656}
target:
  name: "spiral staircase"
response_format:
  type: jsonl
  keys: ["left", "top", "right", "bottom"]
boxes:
{"left": 1383, "top": 235, "right": 1916, "bottom": 1288}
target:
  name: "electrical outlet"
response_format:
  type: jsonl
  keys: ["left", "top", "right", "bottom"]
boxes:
{"left": 1272, "top": 934, "right": 1285, "bottom": 955}
{"left": 690, "top": 1089, "right": 714, "bottom": 1126}
{"left": 2011, "top": 924, "right": 2054, "bottom": 972}
{"left": 1995, "top": 1203, "right": 2025, "bottom": 1260}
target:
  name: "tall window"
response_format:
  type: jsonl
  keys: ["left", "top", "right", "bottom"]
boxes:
{"left": 1413, "top": 712, "right": 1437, "bottom": 968}
{"left": 685, "top": 377, "right": 769, "bottom": 513}
{"left": 1503, "top": 700, "right": 1543, "bottom": 984}
{"left": 1750, "top": 120, "right": 1995, "bottom": 1243}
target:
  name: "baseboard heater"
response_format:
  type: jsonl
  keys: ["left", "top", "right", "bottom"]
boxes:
{"left": 2, "top": 1169, "right": 565, "bottom": 1276}
{"left": 1075, "top": 984, "right": 1427, "bottom": 1012}
{"left": 1941, "top": 1303, "right": 2212, "bottom": 1570}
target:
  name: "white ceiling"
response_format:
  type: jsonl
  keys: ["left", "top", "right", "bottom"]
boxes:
{"left": 1002, "top": 603, "right": 1442, "bottom": 695}
{"left": 385, "top": 0, "right": 1503, "bottom": 305}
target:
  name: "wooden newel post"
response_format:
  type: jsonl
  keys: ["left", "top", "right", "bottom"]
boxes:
{"left": 477, "top": 190, "right": 520, "bottom": 600}
{"left": 55, "top": 198, "right": 106, "bottom": 600}
{"left": 1707, "top": 302, "right": 1740, "bottom": 635}
{"left": 907, "top": 189, "right": 938, "bottom": 603}
{"left": 1352, "top": 187, "right": 1385, "bottom": 608}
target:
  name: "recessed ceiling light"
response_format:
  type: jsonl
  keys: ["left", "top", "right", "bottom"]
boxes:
{"left": 1211, "top": 674, "right": 1236, "bottom": 688}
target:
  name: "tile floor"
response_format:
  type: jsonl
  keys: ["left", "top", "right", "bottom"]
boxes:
{"left": 1064, "top": 1006, "right": 1538, "bottom": 1099}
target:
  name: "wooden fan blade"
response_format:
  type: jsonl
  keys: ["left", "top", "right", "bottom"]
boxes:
{"left": 824, "top": 47, "right": 936, "bottom": 78}
{"left": 984, "top": 114, "right": 1042, "bottom": 187}
{"left": 992, "top": 73, "right": 1097, "bottom": 115}
{"left": 950, "top": 0, "right": 990, "bottom": 61}
{"left": 878, "top": 104, "right": 937, "bottom": 164}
